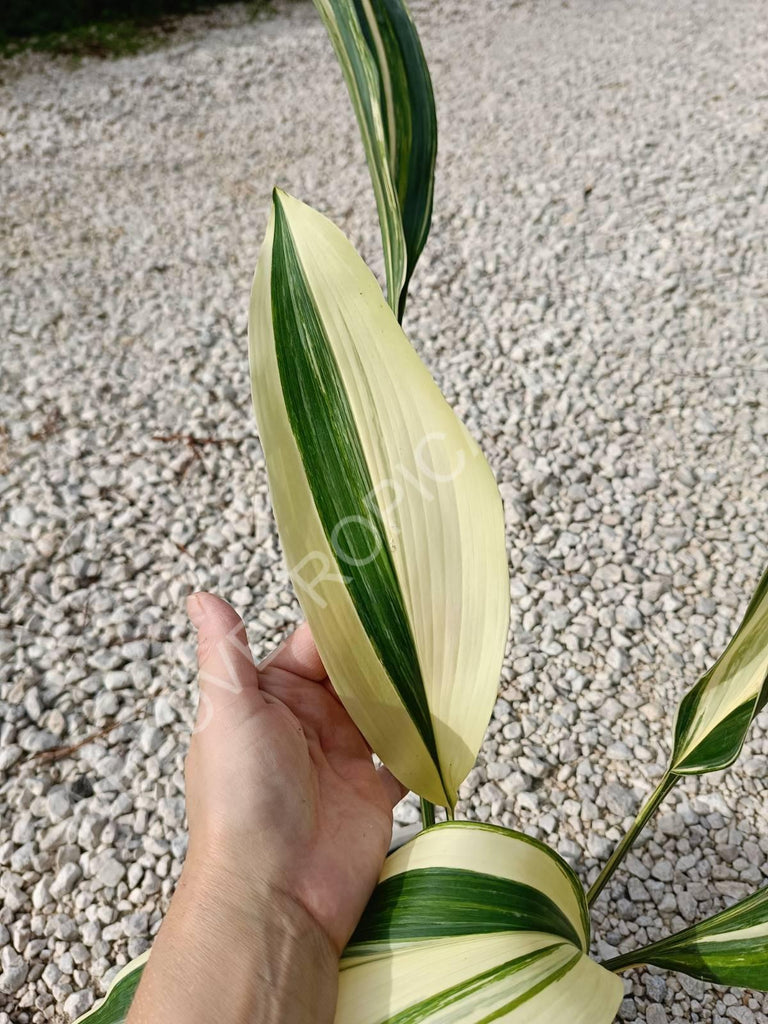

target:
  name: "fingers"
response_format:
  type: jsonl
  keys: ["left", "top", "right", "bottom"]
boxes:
{"left": 187, "top": 593, "right": 262, "bottom": 729}
{"left": 259, "top": 621, "right": 326, "bottom": 682}
{"left": 376, "top": 765, "right": 408, "bottom": 809}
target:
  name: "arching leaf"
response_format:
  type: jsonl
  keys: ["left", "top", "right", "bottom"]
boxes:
{"left": 603, "top": 884, "right": 768, "bottom": 990}
{"left": 336, "top": 822, "right": 623, "bottom": 1023}
{"left": 588, "top": 566, "right": 768, "bottom": 907}
{"left": 313, "top": 0, "right": 436, "bottom": 319}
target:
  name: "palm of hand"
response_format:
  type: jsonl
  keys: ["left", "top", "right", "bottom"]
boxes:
{"left": 185, "top": 594, "right": 404, "bottom": 954}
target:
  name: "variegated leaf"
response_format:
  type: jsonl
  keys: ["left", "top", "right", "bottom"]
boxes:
{"left": 604, "top": 884, "right": 768, "bottom": 990}
{"left": 352, "top": 0, "right": 436, "bottom": 319}
{"left": 588, "top": 566, "right": 768, "bottom": 908}
{"left": 72, "top": 951, "right": 148, "bottom": 1024}
{"left": 249, "top": 190, "right": 509, "bottom": 808}
{"left": 313, "top": 0, "right": 436, "bottom": 319}
{"left": 671, "top": 566, "right": 768, "bottom": 774}
{"left": 335, "top": 822, "right": 624, "bottom": 1023}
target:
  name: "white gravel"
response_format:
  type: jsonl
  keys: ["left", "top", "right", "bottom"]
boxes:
{"left": 2, "top": 0, "right": 768, "bottom": 1021}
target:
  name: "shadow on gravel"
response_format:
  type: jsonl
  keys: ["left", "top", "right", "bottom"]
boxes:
{"left": 0, "top": 0, "right": 277, "bottom": 60}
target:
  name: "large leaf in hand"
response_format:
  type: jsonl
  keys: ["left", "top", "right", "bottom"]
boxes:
{"left": 313, "top": 0, "right": 437, "bottom": 319}
{"left": 604, "top": 884, "right": 768, "bottom": 989}
{"left": 336, "top": 822, "right": 623, "bottom": 1023}
{"left": 671, "top": 566, "right": 768, "bottom": 774}
{"left": 249, "top": 190, "right": 509, "bottom": 808}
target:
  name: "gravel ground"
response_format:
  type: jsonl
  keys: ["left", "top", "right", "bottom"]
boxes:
{"left": 2, "top": 0, "right": 768, "bottom": 1020}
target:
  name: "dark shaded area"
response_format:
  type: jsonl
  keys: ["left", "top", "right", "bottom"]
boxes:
{"left": 1, "top": 0, "right": 233, "bottom": 45}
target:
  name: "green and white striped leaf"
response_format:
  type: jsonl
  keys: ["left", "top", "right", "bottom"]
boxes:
{"left": 72, "top": 951, "right": 148, "bottom": 1024}
{"left": 313, "top": 0, "right": 436, "bottom": 319}
{"left": 249, "top": 190, "right": 509, "bottom": 808}
{"left": 671, "top": 566, "right": 768, "bottom": 774}
{"left": 352, "top": 0, "right": 437, "bottom": 319}
{"left": 604, "top": 884, "right": 768, "bottom": 990}
{"left": 335, "top": 822, "right": 624, "bottom": 1023}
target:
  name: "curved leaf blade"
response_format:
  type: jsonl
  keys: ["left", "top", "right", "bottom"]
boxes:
{"left": 604, "top": 885, "right": 768, "bottom": 990}
{"left": 352, "top": 867, "right": 583, "bottom": 948}
{"left": 313, "top": 0, "right": 436, "bottom": 319}
{"left": 352, "top": 0, "right": 437, "bottom": 319}
{"left": 671, "top": 566, "right": 768, "bottom": 774}
{"left": 374, "top": 822, "right": 590, "bottom": 949}
{"left": 271, "top": 193, "right": 440, "bottom": 778}
{"left": 250, "top": 191, "right": 509, "bottom": 807}
{"left": 72, "top": 952, "right": 148, "bottom": 1024}
{"left": 313, "top": 0, "right": 404, "bottom": 312}
{"left": 336, "top": 822, "right": 622, "bottom": 1023}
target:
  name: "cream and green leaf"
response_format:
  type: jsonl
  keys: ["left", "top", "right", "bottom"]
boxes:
{"left": 604, "top": 884, "right": 768, "bottom": 990}
{"left": 312, "top": 0, "right": 436, "bottom": 319}
{"left": 335, "top": 822, "right": 624, "bottom": 1024}
{"left": 250, "top": 190, "right": 509, "bottom": 809}
{"left": 72, "top": 952, "right": 148, "bottom": 1024}
{"left": 670, "top": 565, "right": 768, "bottom": 774}
{"left": 588, "top": 566, "right": 768, "bottom": 906}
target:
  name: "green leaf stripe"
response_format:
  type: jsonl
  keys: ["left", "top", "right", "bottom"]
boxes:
{"left": 270, "top": 192, "right": 442, "bottom": 778}
{"left": 347, "top": 867, "right": 583, "bottom": 950}
{"left": 352, "top": 0, "right": 437, "bottom": 320}
{"left": 604, "top": 885, "right": 768, "bottom": 990}
{"left": 438, "top": 821, "right": 592, "bottom": 947}
{"left": 672, "top": 696, "right": 756, "bottom": 773}
{"left": 637, "top": 939, "right": 768, "bottom": 990}
{"left": 382, "top": 944, "right": 577, "bottom": 1024}
{"left": 313, "top": 0, "right": 406, "bottom": 313}
{"left": 671, "top": 565, "right": 768, "bottom": 775}
{"left": 590, "top": 567, "right": 768, "bottom": 908}
{"left": 72, "top": 957, "right": 146, "bottom": 1024}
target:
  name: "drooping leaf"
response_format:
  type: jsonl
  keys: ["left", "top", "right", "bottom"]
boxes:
{"left": 72, "top": 951, "right": 148, "bottom": 1024}
{"left": 249, "top": 190, "right": 509, "bottom": 808}
{"left": 670, "top": 566, "right": 768, "bottom": 774}
{"left": 313, "top": 0, "right": 436, "bottom": 319}
{"left": 335, "top": 822, "right": 624, "bottom": 1023}
{"left": 603, "top": 884, "right": 768, "bottom": 990}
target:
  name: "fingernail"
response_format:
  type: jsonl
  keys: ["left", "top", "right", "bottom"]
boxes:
{"left": 187, "top": 592, "right": 205, "bottom": 627}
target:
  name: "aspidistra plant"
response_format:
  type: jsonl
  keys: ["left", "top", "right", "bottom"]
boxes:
{"left": 72, "top": 1, "right": 768, "bottom": 1022}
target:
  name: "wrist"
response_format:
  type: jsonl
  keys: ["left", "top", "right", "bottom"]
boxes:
{"left": 128, "top": 853, "right": 339, "bottom": 1024}
{"left": 183, "top": 856, "right": 340, "bottom": 1015}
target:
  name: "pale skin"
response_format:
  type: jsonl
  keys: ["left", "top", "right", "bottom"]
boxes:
{"left": 126, "top": 592, "right": 405, "bottom": 1024}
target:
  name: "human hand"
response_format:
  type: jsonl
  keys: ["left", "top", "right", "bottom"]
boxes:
{"left": 126, "top": 592, "right": 405, "bottom": 1024}
{"left": 184, "top": 591, "right": 405, "bottom": 953}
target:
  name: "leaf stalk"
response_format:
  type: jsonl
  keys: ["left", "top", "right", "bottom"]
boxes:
{"left": 587, "top": 771, "right": 677, "bottom": 907}
{"left": 420, "top": 798, "right": 436, "bottom": 829}
{"left": 601, "top": 951, "right": 644, "bottom": 974}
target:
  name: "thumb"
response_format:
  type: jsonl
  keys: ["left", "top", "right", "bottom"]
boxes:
{"left": 187, "top": 592, "right": 261, "bottom": 731}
